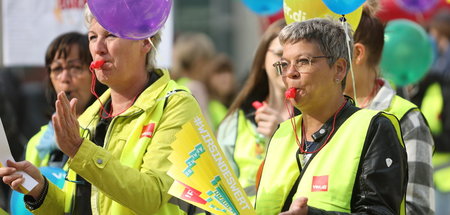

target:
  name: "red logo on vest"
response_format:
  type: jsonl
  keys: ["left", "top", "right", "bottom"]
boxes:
{"left": 311, "top": 175, "right": 328, "bottom": 192}
{"left": 141, "top": 123, "right": 155, "bottom": 138}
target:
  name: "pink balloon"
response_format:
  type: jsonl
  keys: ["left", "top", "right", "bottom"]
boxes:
{"left": 87, "top": 0, "right": 172, "bottom": 40}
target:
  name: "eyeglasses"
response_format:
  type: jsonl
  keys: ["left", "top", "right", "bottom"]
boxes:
{"left": 273, "top": 56, "right": 331, "bottom": 76}
{"left": 50, "top": 64, "right": 87, "bottom": 79}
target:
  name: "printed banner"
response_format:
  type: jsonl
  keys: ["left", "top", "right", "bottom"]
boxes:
{"left": 168, "top": 115, "right": 255, "bottom": 215}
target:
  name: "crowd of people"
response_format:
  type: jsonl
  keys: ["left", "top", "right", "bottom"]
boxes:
{"left": 0, "top": 0, "right": 449, "bottom": 215}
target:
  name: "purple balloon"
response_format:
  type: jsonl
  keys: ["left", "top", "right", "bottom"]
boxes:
{"left": 87, "top": 0, "right": 172, "bottom": 40}
{"left": 395, "top": 0, "right": 439, "bottom": 14}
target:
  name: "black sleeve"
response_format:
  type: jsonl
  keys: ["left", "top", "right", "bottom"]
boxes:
{"left": 307, "top": 114, "right": 408, "bottom": 215}
{"left": 24, "top": 177, "right": 49, "bottom": 210}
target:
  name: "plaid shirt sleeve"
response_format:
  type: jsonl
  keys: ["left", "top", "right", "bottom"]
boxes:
{"left": 401, "top": 110, "right": 435, "bottom": 215}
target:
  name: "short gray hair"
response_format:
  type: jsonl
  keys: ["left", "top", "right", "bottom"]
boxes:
{"left": 83, "top": 4, "right": 161, "bottom": 70}
{"left": 279, "top": 18, "right": 353, "bottom": 72}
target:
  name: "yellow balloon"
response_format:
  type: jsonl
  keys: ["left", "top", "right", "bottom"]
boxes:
{"left": 284, "top": 0, "right": 362, "bottom": 31}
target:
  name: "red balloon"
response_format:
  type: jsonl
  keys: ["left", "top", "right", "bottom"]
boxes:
{"left": 377, "top": 0, "right": 450, "bottom": 23}
{"left": 267, "top": 10, "right": 284, "bottom": 24}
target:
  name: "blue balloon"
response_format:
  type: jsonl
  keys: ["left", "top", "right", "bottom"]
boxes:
{"left": 242, "top": 0, "right": 283, "bottom": 15}
{"left": 322, "top": 0, "right": 366, "bottom": 14}
{"left": 10, "top": 167, "right": 66, "bottom": 215}
{"left": 10, "top": 192, "right": 31, "bottom": 215}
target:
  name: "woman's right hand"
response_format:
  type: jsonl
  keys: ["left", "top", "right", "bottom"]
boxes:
{"left": 0, "top": 160, "right": 46, "bottom": 200}
{"left": 254, "top": 102, "right": 285, "bottom": 138}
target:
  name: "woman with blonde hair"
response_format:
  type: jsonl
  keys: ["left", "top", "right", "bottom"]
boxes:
{"left": 0, "top": 4, "right": 204, "bottom": 214}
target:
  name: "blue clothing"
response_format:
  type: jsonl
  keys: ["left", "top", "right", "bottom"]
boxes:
{"left": 36, "top": 121, "right": 57, "bottom": 160}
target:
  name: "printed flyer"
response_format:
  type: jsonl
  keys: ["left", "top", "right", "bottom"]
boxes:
{"left": 168, "top": 115, "right": 255, "bottom": 215}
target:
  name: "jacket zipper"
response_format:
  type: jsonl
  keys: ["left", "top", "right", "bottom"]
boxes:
{"left": 95, "top": 109, "right": 143, "bottom": 214}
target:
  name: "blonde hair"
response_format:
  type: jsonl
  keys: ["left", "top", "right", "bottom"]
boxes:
{"left": 173, "top": 32, "right": 216, "bottom": 77}
{"left": 364, "top": 0, "right": 382, "bottom": 17}
{"left": 83, "top": 4, "right": 162, "bottom": 70}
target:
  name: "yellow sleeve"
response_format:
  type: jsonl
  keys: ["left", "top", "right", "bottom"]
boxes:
{"left": 68, "top": 91, "right": 202, "bottom": 214}
{"left": 30, "top": 181, "right": 65, "bottom": 215}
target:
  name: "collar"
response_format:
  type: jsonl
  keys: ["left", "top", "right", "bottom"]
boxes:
{"left": 368, "top": 79, "right": 395, "bottom": 111}
{"left": 82, "top": 69, "right": 171, "bottom": 119}
{"left": 309, "top": 96, "right": 358, "bottom": 142}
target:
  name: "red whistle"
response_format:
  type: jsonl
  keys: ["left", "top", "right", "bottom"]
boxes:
{"left": 252, "top": 101, "right": 263, "bottom": 110}
{"left": 90, "top": 60, "right": 105, "bottom": 69}
{"left": 285, "top": 88, "right": 297, "bottom": 99}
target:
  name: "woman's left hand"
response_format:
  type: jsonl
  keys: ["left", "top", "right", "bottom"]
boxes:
{"left": 52, "top": 92, "right": 83, "bottom": 158}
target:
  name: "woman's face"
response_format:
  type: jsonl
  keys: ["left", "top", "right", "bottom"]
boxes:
{"left": 264, "top": 38, "right": 285, "bottom": 91}
{"left": 281, "top": 40, "right": 338, "bottom": 109}
{"left": 49, "top": 45, "right": 92, "bottom": 115}
{"left": 209, "top": 70, "right": 235, "bottom": 98}
{"left": 88, "top": 19, "right": 149, "bottom": 87}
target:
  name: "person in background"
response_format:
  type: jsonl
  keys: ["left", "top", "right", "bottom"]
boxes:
{"left": 409, "top": 9, "right": 450, "bottom": 215}
{"left": 172, "top": 32, "right": 216, "bottom": 126}
{"left": 203, "top": 53, "right": 237, "bottom": 130}
{"left": 256, "top": 18, "right": 407, "bottom": 215}
{"left": 343, "top": 3, "right": 435, "bottom": 214}
{"left": 26, "top": 32, "right": 107, "bottom": 168}
{"left": 0, "top": 5, "right": 204, "bottom": 214}
{"left": 217, "top": 19, "right": 292, "bottom": 203}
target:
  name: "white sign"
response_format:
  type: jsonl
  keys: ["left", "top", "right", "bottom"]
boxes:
{"left": 2, "top": 0, "right": 173, "bottom": 68}
{"left": 0, "top": 118, "right": 38, "bottom": 192}
{"left": 2, "top": 0, "right": 87, "bottom": 66}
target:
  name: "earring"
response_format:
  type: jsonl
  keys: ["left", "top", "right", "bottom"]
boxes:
{"left": 335, "top": 79, "right": 340, "bottom": 83}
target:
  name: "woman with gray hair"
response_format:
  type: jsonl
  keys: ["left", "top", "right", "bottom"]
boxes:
{"left": 0, "top": 4, "right": 204, "bottom": 215}
{"left": 255, "top": 18, "right": 408, "bottom": 214}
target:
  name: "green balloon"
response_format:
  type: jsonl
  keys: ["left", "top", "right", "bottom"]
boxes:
{"left": 381, "top": 19, "right": 434, "bottom": 86}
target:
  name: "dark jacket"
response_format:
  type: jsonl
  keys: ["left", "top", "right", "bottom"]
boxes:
{"left": 409, "top": 73, "right": 450, "bottom": 152}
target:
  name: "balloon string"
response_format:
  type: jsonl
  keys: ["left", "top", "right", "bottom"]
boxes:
{"left": 148, "top": 38, "right": 160, "bottom": 58}
{"left": 341, "top": 16, "right": 358, "bottom": 107}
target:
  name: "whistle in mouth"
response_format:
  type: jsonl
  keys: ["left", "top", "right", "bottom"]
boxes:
{"left": 90, "top": 60, "right": 105, "bottom": 69}
{"left": 285, "top": 88, "right": 297, "bottom": 99}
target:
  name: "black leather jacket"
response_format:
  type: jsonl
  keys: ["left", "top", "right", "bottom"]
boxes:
{"left": 282, "top": 99, "right": 408, "bottom": 215}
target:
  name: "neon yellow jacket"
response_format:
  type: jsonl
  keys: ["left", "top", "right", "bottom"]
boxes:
{"left": 31, "top": 69, "right": 202, "bottom": 215}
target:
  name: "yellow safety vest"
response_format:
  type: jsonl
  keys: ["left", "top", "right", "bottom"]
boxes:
{"left": 384, "top": 95, "right": 420, "bottom": 122}
{"left": 230, "top": 110, "right": 267, "bottom": 204}
{"left": 256, "top": 109, "right": 404, "bottom": 214}
{"left": 208, "top": 99, "right": 228, "bottom": 131}
{"left": 421, "top": 82, "right": 450, "bottom": 192}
